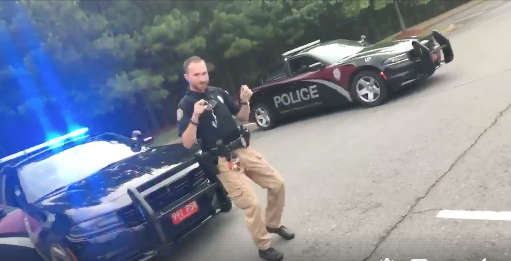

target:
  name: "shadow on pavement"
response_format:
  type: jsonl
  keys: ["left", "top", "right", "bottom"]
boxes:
{"left": 389, "top": 73, "right": 448, "bottom": 102}
{"left": 263, "top": 103, "right": 360, "bottom": 132}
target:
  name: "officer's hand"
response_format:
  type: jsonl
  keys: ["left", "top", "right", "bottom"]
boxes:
{"left": 193, "top": 99, "right": 208, "bottom": 115}
{"left": 240, "top": 85, "right": 253, "bottom": 102}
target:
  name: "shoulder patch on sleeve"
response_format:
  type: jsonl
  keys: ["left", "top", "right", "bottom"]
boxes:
{"left": 177, "top": 108, "right": 183, "bottom": 121}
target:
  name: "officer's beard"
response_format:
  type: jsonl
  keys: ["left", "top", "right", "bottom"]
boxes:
{"left": 190, "top": 82, "right": 208, "bottom": 93}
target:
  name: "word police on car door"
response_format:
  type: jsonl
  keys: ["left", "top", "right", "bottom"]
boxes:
{"left": 273, "top": 85, "right": 319, "bottom": 108}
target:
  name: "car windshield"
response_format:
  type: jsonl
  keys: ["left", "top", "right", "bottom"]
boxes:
{"left": 17, "top": 140, "right": 141, "bottom": 203}
{"left": 308, "top": 40, "right": 366, "bottom": 64}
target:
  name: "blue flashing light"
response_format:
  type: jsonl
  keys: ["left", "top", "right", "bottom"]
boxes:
{"left": 0, "top": 127, "right": 89, "bottom": 164}
{"left": 46, "top": 128, "right": 89, "bottom": 146}
{"left": 69, "top": 128, "right": 89, "bottom": 137}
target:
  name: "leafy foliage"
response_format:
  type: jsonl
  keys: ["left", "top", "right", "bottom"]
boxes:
{"left": 0, "top": 0, "right": 471, "bottom": 153}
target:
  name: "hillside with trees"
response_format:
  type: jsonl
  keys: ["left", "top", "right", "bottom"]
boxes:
{"left": 0, "top": 0, "right": 471, "bottom": 155}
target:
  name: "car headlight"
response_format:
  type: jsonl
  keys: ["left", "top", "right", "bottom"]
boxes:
{"left": 382, "top": 53, "right": 409, "bottom": 66}
{"left": 69, "top": 212, "right": 124, "bottom": 238}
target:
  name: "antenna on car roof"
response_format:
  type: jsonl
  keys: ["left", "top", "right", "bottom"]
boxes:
{"left": 282, "top": 40, "right": 321, "bottom": 58}
{"left": 0, "top": 127, "right": 89, "bottom": 166}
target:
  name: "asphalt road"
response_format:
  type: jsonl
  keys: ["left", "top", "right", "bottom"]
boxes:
{"left": 434, "top": 0, "right": 505, "bottom": 30}
{"left": 164, "top": 1, "right": 511, "bottom": 261}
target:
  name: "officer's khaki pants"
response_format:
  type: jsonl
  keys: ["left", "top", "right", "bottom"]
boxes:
{"left": 216, "top": 147, "right": 285, "bottom": 250}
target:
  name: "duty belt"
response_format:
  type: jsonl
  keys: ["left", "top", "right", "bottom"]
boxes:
{"left": 203, "top": 125, "right": 251, "bottom": 158}
{"left": 197, "top": 125, "right": 251, "bottom": 176}
{"left": 214, "top": 136, "right": 248, "bottom": 161}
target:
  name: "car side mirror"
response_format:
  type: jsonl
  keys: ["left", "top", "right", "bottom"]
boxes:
{"left": 309, "top": 62, "right": 326, "bottom": 71}
{"left": 131, "top": 130, "right": 153, "bottom": 152}
{"left": 143, "top": 136, "right": 153, "bottom": 144}
{"left": 132, "top": 130, "right": 153, "bottom": 144}
{"left": 359, "top": 35, "right": 368, "bottom": 45}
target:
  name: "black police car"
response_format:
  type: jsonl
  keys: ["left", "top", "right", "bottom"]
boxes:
{"left": 0, "top": 128, "right": 231, "bottom": 261}
{"left": 249, "top": 30, "right": 454, "bottom": 130}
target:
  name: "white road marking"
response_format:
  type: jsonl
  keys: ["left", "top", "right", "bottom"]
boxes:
{"left": 437, "top": 210, "right": 511, "bottom": 221}
{"left": 452, "top": 11, "right": 486, "bottom": 24}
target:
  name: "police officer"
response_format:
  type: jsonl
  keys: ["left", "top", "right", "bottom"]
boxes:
{"left": 177, "top": 56, "right": 294, "bottom": 261}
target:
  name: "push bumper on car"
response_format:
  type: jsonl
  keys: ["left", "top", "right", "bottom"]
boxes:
{"left": 67, "top": 178, "right": 220, "bottom": 261}
{"left": 126, "top": 171, "right": 220, "bottom": 257}
{"left": 383, "top": 30, "right": 454, "bottom": 89}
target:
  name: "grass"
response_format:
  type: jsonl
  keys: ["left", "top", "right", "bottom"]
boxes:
{"left": 152, "top": 128, "right": 179, "bottom": 146}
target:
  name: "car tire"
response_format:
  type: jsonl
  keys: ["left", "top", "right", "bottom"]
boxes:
{"left": 49, "top": 243, "right": 74, "bottom": 261}
{"left": 350, "top": 70, "right": 390, "bottom": 107}
{"left": 251, "top": 103, "right": 276, "bottom": 131}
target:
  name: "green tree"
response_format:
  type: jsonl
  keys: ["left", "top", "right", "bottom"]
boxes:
{"left": 0, "top": 0, "right": 464, "bottom": 145}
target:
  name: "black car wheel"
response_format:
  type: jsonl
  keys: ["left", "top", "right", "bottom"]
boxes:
{"left": 350, "top": 70, "right": 389, "bottom": 107}
{"left": 252, "top": 103, "right": 275, "bottom": 131}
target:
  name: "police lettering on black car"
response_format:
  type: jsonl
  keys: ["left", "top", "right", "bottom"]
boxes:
{"left": 249, "top": 31, "right": 455, "bottom": 130}
{"left": 273, "top": 85, "right": 319, "bottom": 108}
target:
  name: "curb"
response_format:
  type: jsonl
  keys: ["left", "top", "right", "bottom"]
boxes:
{"left": 380, "top": 0, "right": 487, "bottom": 43}
{"left": 442, "top": 24, "right": 455, "bottom": 34}
{"left": 414, "top": 0, "right": 487, "bottom": 29}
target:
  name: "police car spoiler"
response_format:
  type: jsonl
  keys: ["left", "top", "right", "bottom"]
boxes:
{"left": 417, "top": 30, "right": 454, "bottom": 64}
{"left": 410, "top": 30, "right": 454, "bottom": 76}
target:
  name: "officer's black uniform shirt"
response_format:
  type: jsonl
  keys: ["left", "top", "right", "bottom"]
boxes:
{"left": 177, "top": 86, "right": 242, "bottom": 151}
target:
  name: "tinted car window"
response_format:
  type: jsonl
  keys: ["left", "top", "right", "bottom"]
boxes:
{"left": 263, "top": 63, "right": 287, "bottom": 83}
{"left": 17, "top": 140, "right": 141, "bottom": 203}
{"left": 288, "top": 56, "right": 320, "bottom": 76}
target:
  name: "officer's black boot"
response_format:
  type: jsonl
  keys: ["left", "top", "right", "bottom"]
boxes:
{"left": 266, "top": 225, "right": 295, "bottom": 240}
{"left": 259, "top": 247, "right": 284, "bottom": 261}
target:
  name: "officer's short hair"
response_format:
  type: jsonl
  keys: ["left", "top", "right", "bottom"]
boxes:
{"left": 183, "top": 56, "right": 204, "bottom": 74}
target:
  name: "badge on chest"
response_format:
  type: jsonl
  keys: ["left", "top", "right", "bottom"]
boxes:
{"left": 211, "top": 113, "right": 217, "bottom": 128}
{"left": 206, "top": 99, "right": 218, "bottom": 128}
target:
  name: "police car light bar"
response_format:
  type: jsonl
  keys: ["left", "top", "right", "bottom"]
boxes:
{"left": 282, "top": 40, "right": 321, "bottom": 57}
{"left": 0, "top": 127, "right": 89, "bottom": 165}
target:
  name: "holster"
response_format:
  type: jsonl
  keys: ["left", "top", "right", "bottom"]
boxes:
{"left": 195, "top": 150, "right": 219, "bottom": 179}
{"left": 239, "top": 125, "right": 251, "bottom": 148}
{"left": 198, "top": 127, "right": 251, "bottom": 175}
